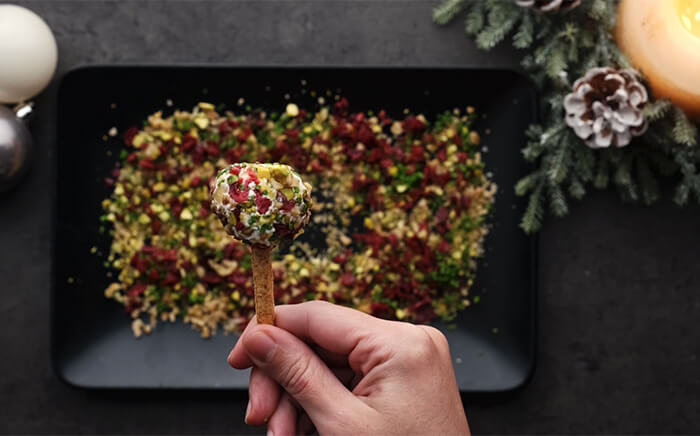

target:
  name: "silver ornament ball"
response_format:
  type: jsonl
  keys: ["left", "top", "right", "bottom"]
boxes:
{"left": 0, "top": 104, "right": 33, "bottom": 192}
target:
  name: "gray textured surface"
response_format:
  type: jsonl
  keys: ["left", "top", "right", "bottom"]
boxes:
{"left": 0, "top": 1, "right": 698, "bottom": 434}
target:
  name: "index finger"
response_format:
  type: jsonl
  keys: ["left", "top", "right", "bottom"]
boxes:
{"left": 228, "top": 300, "right": 382, "bottom": 368}
{"left": 277, "top": 300, "right": 382, "bottom": 354}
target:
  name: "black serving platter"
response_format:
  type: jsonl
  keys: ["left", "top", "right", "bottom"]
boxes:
{"left": 53, "top": 66, "right": 537, "bottom": 391}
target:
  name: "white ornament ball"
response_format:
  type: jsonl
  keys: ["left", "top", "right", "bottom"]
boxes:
{"left": 0, "top": 5, "right": 58, "bottom": 104}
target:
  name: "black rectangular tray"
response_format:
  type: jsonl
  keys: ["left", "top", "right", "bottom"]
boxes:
{"left": 53, "top": 66, "right": 537, "bottom": 392}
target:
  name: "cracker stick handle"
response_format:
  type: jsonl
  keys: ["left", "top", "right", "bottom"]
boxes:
{"left": 251, "top": 246, "right": 275, "bottom": 325}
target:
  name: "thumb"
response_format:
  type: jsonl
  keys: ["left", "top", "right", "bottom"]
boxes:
{"left": 241, "top": 324, "right": 365, "bottom": 425}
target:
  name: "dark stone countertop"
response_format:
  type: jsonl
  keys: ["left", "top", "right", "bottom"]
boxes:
{"left": 1, "top": 1, "right": 698, "bottom": 434}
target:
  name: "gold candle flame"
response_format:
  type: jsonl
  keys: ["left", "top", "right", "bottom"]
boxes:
{"left": 676, "top": 0, "right": 700, "bottom": 38}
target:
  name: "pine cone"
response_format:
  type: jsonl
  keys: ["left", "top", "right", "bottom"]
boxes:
{"left": 564, "top": 67, "right": 649, "bottom": 148}
{"left": 515, "top": 0, "right": 581, "bottom": 12}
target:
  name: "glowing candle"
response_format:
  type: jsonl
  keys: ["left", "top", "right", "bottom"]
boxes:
{"left": 616, "top": 0, "right": 700, "bottom": 118}
{"left": 677, "top": 0, "right": 700, "bottom": 38}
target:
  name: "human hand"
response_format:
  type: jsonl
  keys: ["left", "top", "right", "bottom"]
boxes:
{"left": 227, "top": 301, "right": 470, "bottom": 435}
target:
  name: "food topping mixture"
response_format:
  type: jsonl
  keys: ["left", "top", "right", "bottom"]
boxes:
{"left": 99, "top": 100, "right": 495, "bottom": 337}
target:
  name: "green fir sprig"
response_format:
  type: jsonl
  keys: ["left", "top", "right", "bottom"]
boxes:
{"left": 433, "top": 0, "right": 700, "bottom": 232}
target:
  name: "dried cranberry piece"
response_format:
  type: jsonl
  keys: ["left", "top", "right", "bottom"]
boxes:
{"left": 127, "top": 283, "right": 147, "bottom": 297}
{"left": 254, "top": 192, "right": 272, "bottom": 214}
{"left": 181, "top": 135, "right": 197, "bottom": 151}
{"left": 151, "top": 219, "right": 161, "bottom": 234}
{"left": 274, "top": 223, "right": 292, "bottom": 238}
{"left": 229, "top": 183, "right": 249, "bottom": 203}
{"left": 340, "top": 272, "right": 356, "bottom": 286}
{"left": 402, "top": 116, "right": 425, "bottom": 134}
{"left": 190, "top": 176, "right": 202, "bottom": 187}
{"left": 123, "top": 127, "right": 139, "bottom": 146}
{"left": 206, "top": 143, "right": 220, "bottom": 157}
{"left": 332, "top": 98, "right": 349, "bottom": 117}
{"left": 246, "top": 168, "right": 259, "bottom": 184}
{"left": 161, "top": 272, "right": 179, "bottom": 286}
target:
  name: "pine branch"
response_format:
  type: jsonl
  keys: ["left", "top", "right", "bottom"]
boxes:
{"left": 522, "top": 124, "right": 564, "bottom": 161}
{"left": 594, "top": 152, "right": 610, "bottom": 189}
{"left": 674, "top": 183, "right": 690, "bottom": 206}
{"left": 672, "top": 147, "right": 700, "bottom": 205}
{"left": 520, "top": 182, "right": 545, "bottom": 234}
{"left": 613, "top": 154, "right": 639, "bottom": 202}
{"left": 464, "top": 0, "right": 485, "bottom": 35}
{"left": 643, "top": 99, "right": 672, "bottom": 122}
{"left": 515, "top": 172, "right": 540, "bottom": 196}
{"left": 568, "top": 176, "right": 586, "bottom": 199}
{"left": 546, "top": 139, "right": 569, "bottom": 183}
{"left": 671, "top": 107, "right": 699, "bottom": 146}
{"left": 572, "top": 143, "right": 595, "bottom": 182}
{"left": 433, "top": 0, "right": 467, "bottom": 25}
{"left": 513, "top": 12, "right": 534, "bottom": 49}
{"left": 635, "top": 155, "right": 660, "bottom": 205}
{"left": 547, "top": 182, "right": 569, "bottom": 217}
{"left": 435, "top": 0, "right": 700, "bottom": 233}
{"left": 586, "top": 0, "right": 609, "bottom": 21}
{"left": 476, "top": 1, "right": 521, "bottom": 50}
{"left": 545, "top": 44, "right": 568, "bottom": 80}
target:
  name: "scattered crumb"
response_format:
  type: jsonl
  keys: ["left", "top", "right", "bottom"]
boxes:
{"left": 455, "top": 357, "right": 463, "bottom": 364}
{"left": 110, "top": 103, "right": 117, "bottom": 109}
{"left": 318, "top": 97, "right": 325, "bottom": 105}
{"left": 492, "top": 327, "right": 499, "bottom": 334}
{"left": 166, "top": 99, "right": 173, "bottom": 107}
{"left": 286, "top": 103, "right": 299, "bottom": 117}
{"left": 237, "top": 98, "right": 245, "bottom": 106}
{"left": 108, "top": 127, "right": 118, "bottom": 137}
{"left": 67, "top": 277, "right": 74, "bottom": 284}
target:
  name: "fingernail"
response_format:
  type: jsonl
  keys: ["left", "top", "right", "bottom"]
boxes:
{"left": 244, "top": 400, "right": 251, "bottom": 423}
{"left": 245, "top": 330, "right": 276, "bottom": 364}
{"left": 266, "top": 429, "right": 274, "bottom": 436}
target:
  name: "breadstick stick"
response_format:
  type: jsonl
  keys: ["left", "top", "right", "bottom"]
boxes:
{"left": 210, "top": 163, "right": 313, "bottom": 326}
{"left": 251, "top": 245, "right": 275, "bottom": 324}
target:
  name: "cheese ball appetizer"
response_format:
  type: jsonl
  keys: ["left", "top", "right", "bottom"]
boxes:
{"left": 211, "top": 163, "right": 313, "bottom": 248}
{"left": 210, "top": 162, "right": 312, "bottom": 324}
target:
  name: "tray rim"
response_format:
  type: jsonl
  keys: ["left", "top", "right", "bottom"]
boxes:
{"left": 50, "top": 64, "right": 539, "bottom": 392}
